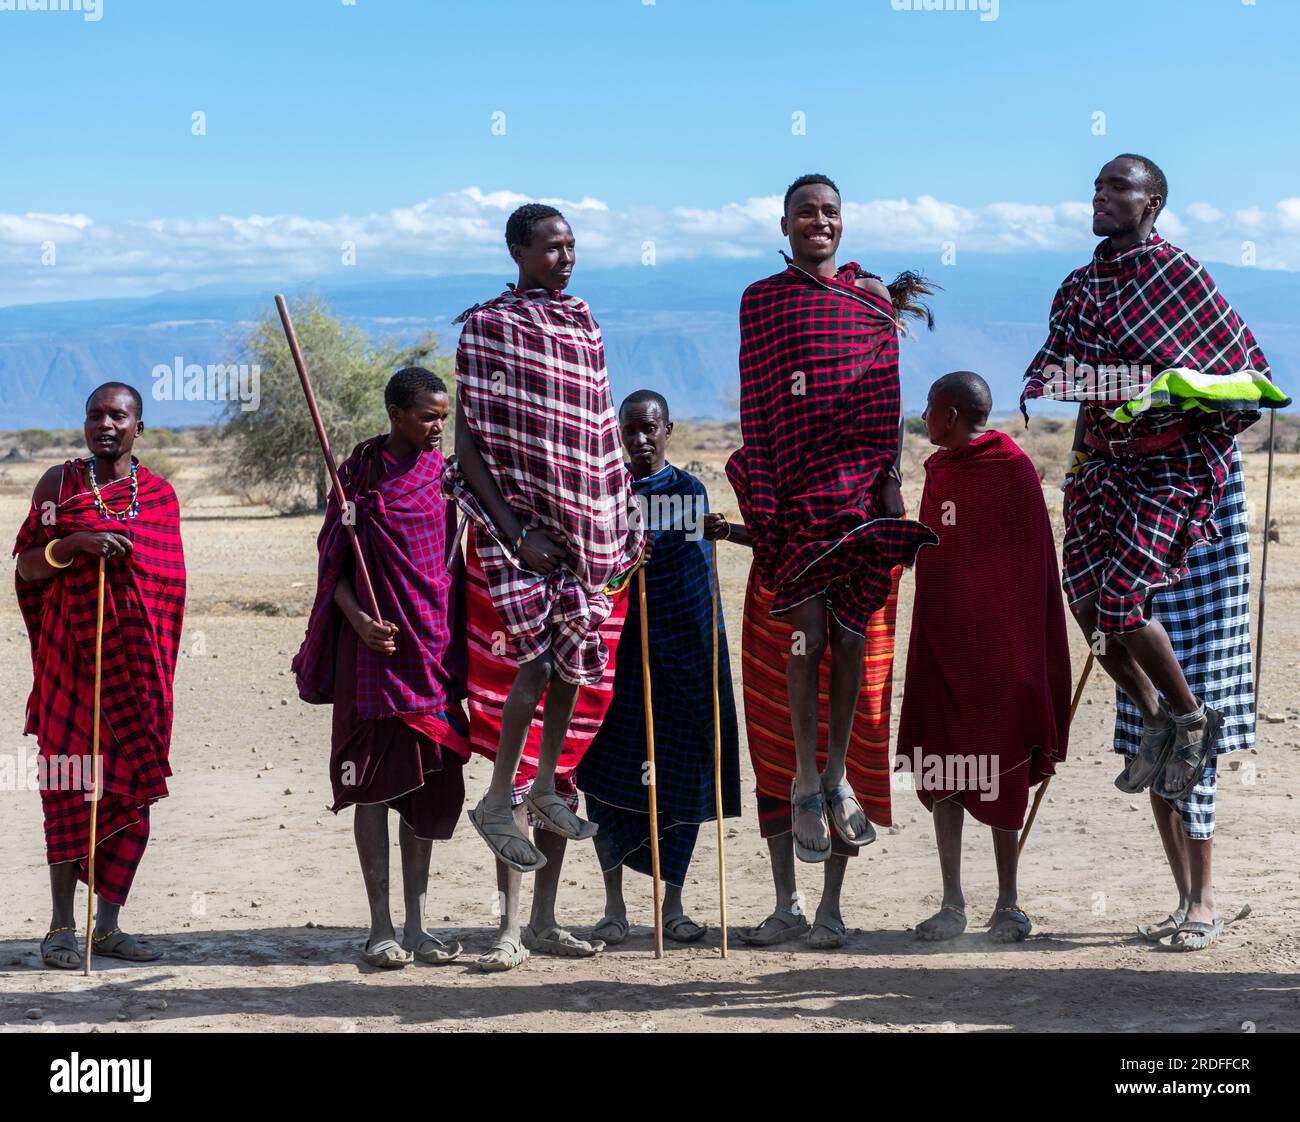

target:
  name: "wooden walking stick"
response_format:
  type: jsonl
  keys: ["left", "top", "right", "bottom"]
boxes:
{"left": 274, "top": 294, "right": 382, "bottom": 621}
{"left": 1017, "top": 650, "right": 1095, "bottom": 859}
{"left": 84, "top": 556, "right": 107, "bottom": 976}
{"left": 637, "top": 567, "right": 665, "bottom": 959}
{"left": 1254, "top": 410, "right": 1276, "bottom": 720}
{"left": 710, "top": 540, "right": 728, "bottom": 958}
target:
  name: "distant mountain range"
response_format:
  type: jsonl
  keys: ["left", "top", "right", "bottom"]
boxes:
{"left": 2, "top": 254, "right": 1297, "bottom": 428}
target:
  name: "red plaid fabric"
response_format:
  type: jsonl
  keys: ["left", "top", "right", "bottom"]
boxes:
{"left": 294, "top": 437, "right": 466, "bottom": 721}
{"left": 443, "top": 287, "right": 643, "bottom": 684}
{"left": 1063, "top": 447, "right": 1220, "bottom": 633}
{"left": 725, "top": 263, "right": 936, "bottom": 634}
{"left": 1021, "top": 232, "right": 1271, "bottom": 444}
{"left": 1021, "top": 233, "right": 1274, "bottom": 632}
{"left": 13, "top": 460, "right": 186, "bottom": 904}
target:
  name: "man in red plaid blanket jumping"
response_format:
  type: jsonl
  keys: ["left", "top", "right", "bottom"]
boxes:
{"left": 726, "top": 173, "right": 936, "bottom": 928}
{"left": 1021, "top": 154, "right": 1288, "bottom": 947}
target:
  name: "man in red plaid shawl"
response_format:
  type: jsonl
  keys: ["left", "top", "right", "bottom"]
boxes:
{"left": 725, "top": 173, "right": 936, "bottom": 922}
{"left": 14, "top": 383, "right": 185, "bottom": 970}
{"left": 1022, "top": 154, "right": 1288, "bottom": 948}
{"left": 444, "top": 203, "right": 645, "bottom": 880}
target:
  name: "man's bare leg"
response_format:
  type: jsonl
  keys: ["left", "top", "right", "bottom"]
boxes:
{"left": 479, "top": 805, "right": 526, "bottom": 968}
{"left": 396, "top": 815, "right": 458, "bottom": 959}
{"left": 1176, "top": 836, "right": 1217, "bottom": 935}
{"left": 478, "top": 656, "right": 552, "bottom": 866}
{"left": 809, "top": 854, "right": 849, "bottom": 946}
{"left": 785, "top": 596, "right": 831, "bottom": 858}
{"left": 43, "top": 864, "right": 82, "bottom": 966}
{"left": 987, "top": 824, "right": 1032, "bottom": 941}
{"left": 738, "top": 833, "right": 808, "bottom": 944}
{"left": 1115, "top": 619, "right": 1199, "bottom": 714}
{"left": 1070, "top": 595, "right": 1163, "bottom": 720}
{"left": 528, "top": 673, "right": 584, "bottom": 828}
{"left": 1149, "top": 788, "right": 1192, "bottom": 914}
{"left": 916, "top": 798, "right": 967, "bottom": 940}
{"left": 526, "top": 826, "right": 600, "bottom": 954}
{"left": 824, "top": 613, "right": 869, "bottom": 840}
{"left": 353, "top": 803, "right": 396, "bottom": 952}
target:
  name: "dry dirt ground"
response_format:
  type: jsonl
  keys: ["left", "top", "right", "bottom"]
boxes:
{"left": 1, "top": 422, "right": 1298, "bottom": 1033}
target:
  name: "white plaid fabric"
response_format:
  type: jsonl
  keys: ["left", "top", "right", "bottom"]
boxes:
{"left": 1114, "top": 443, "right": 1253, "bottom": 838}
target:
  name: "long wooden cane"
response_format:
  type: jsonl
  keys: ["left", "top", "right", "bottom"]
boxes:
{"left": 710, "top": 541, "right": 728, "bottom": 958}
{"left": 274, "top": 294, "right": 381, "bottom": 621}
{"left": 1254, "top": 411, "right": 1276, "bottom": 720}
{"left": 1017, "top": 650, "right": 1094, "bottom": 859}
{"left": 84, "top": 556, "right": 107, "bottom": 976}
{"left": 637, "top": 568, "right": 665, "bottom": 959}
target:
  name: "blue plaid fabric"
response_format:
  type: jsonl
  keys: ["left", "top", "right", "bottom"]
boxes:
{"left": 1114, "top": 442, "right": 1253, "bottom": 838}
{"left": 576, "top": 465, "right": 741, "bottom": 879}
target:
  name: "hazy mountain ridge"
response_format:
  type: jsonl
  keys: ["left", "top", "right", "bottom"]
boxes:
{"left": 2, "top": 255, "right": 1296, "bottom": 428}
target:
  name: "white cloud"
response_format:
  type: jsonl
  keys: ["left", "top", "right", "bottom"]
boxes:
{"left": 1186, "top": 202, "right": 1223, "bottom": 223}
{"left": 3, "top": 186, "right": 1300, "bottom": 306}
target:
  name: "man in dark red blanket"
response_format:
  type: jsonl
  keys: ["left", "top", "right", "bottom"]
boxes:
{"left": 726, "top": 173, "right": 936, "bottom": 869}
{"left": 15, "top": 383, "right": 186, "bottom": 969}
{"left": 293, "top": 366, "right": 471, "bottom": 968}
{"left": 898, "top": 372, "right": 1071, "bottom": 943}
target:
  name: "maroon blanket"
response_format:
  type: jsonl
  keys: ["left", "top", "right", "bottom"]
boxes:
{"left": 896, "top": 431, "right": 1071, "bottom": 830}
{"left": 726, "top": 263, "right": 935, "bottom": 629}
{"left": 293, "top": 438, "right": 466, "bottom": 723}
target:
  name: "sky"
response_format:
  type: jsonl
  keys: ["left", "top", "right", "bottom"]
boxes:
{"left": 2, "top": 0, "right": 1298, "bottom": 304}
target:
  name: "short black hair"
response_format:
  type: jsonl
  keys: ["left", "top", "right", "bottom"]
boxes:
{"left": 385, "top": 366, "right": 448, "bottom": 410}
{"left": 86, "top": 381, "right": 143, "bottom": 420}
{"left": 505, "top": 203, "right": 565, "bottom": 251}
{"left": 619, "top": 389, "right": 670, "bottom": 423}
{"left": 1114, "top": 153, "right": 1168, "bottom": 215}
{"left": 931, "top": 370, "right": 992, "bottom": 426}
{"left": 784, "top": 173, "right": 840, "bottom": 215}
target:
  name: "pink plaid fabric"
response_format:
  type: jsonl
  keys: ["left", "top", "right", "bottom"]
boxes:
{"left": 443, "top": 287, "right": 643, "bottom": 685}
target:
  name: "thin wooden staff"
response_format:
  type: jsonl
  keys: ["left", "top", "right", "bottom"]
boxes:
{"left": 1254, "top": 410, "right": 1276, "bottom": 720}
{"left": 637, "top": 567, "right": 665, "bottom": 959}
{"left": 274, "top": 294, "right": 381, "bottom": 621}
{"left": 710, "top": 540, "right": 728, "bottom": 958}
{"left": 84, "top": 556, "right": 106, "bottom": 976}
{"left": 1017, "top": 650, "right": 1095, "bottom": 859}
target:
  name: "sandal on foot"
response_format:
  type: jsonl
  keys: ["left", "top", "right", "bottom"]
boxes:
{"left": 791, "top": 780, "right": 831, "bottom": 863}
{"left": 1115, "top": 705, "right": 1175, "bottom": 794}
{"left": 405, "top": 934, "right": 461, "bottom": 965}
{"left": 477, "top": 935, "right": 529, "bottom": 972}
{"left": 915, "top": 905, "right": 968, "bottom": 942}
{"left": 522, "top": 925, "right": 605, "bottom": 957}
{"left": 1137, "top": 909, "right": 1187, "bottom": 942}
{"left": 1153, "top": 707, "right": 1222, "bottom": 802}
{"left": 92, "top": 928, "right": 164, "bottom": 963}
{"left": 523, "top": 791, "right": 598, "bottom": 841}
{"left": 41, "top": 926, "right": 81, "bottom": 971}
{"left": 989, "top": 907, "right": 1032, "bottom": 943}
{"left": 592, "top": 915, "right": 630, "bottom": 945}
{"left": 823, "top": 778, "right": 876, "bottom": 847}
{"left": 807, "top": 919, "right": 847, "bottom": 950}
{"left": 467, "top": 799, "right": 547, "bottom": 873}
{"left": 1168, "top": 917, "right": 1224, "bottom": 951}
{"left": 737, "top": 909, "right": 810, "bottom": 947}
{"left": 360, "top": 937, "right": 412, "bottom": 968}
{"left": 663, "top": 915, "right": 707, "bottom": 944}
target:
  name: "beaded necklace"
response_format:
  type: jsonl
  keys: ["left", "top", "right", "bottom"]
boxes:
{"left": 87, "top": 457, "right": 140, "bottom": 520}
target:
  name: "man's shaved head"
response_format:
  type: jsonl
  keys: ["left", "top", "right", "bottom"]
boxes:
{"left": 1113, "top": 153, "right": 1168, "bottom": 216}
{"left": 932, "top": 370, "right": 992, "bottom": 426}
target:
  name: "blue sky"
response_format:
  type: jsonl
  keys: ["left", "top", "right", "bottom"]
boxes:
{"left": 2, "top": 0, "right": 1298, "bottom": 303}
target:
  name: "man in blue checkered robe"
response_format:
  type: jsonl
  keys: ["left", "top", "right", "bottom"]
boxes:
{"left": 576, "top": 390, "right": 741, "bottom": 945}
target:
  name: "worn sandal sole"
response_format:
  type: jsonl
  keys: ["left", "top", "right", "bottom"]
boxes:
{"left": 1154, "top": 708, "right": 1223, "bottom": 801}
{"left": 466, "top": 805, "right": 547, "bottom": 873}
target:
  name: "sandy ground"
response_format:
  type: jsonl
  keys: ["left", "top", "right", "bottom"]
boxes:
{"left": 1, "top": 423, "right": 1298, "bottom": 1034}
